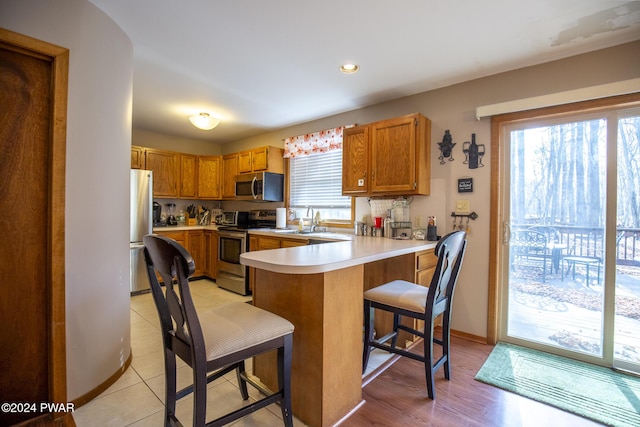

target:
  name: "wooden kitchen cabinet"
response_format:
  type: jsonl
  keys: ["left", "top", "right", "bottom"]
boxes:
{"left": 180, "top": 154, "right": 197, "bottom": 198}
{"left": 131, "top": 145, "right": 144, "bottom": 169}
{"left": 415, "top": 248, "right": 437, "bottom": 286}
{"left": 238, "top": 146, "right": 284, "bottom": 174}
{"left": 342, "top": 125, "right": 370, "bottom": 194}
{"left": 414, "top": 248, "right": 440, "bottom": 330}
{"left": 204, "top": 230, "right": 218, "bottom": 279}
{"left": 248, "top": 234, "right": 308, "bottom": 290}
{"left": 342, "top": 113, "right": 431, "bottom": 196}
{"left": 254, "top": 236, "right": 282, "bottom": 250}
{"left": 280, "top": 238, "right": 308, "bottom": 248}
{"left": 145, "top": 148, "right": 180, "bottom": 197}
{"left": 197, "top": 155, "right": 222, "bottom": 199}
{"left": 221, "top": 153, "right": 238, "bottom": 199}
{"left": 154, "top": 230, "right": 186, "bottom": 282}
{"left": 155, "top": 229, "right": 186, "bottom": 245}
{"left": 187, "top": 230, "right": 205, "bottom": 277}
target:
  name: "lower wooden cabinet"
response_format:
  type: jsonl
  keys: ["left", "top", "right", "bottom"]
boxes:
{"left": 248, "top": 234, "right": 309, "bottom": 291}
{"left": 155, "top": 229, "right": 218, "bottom": 280}
{"left": 415, "top": 248, "right": 440, "bottom": 331}
{"left": 187, "top": 230, "right": 205, "bottom": 277}
{"left": 204, "top": 230, "right": 218, "bottom": 279}
{"left": 155, "top": 230, "right": 186, "bottom": 247}
{"left": 415, "top": 248, "right": 437, "bottom": 286}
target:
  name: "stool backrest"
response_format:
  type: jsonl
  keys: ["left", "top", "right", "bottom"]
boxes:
{"left": 143, "top": 234, "right": 203, "bottom": 365}
{"left": 427, "top": 231, "right": 467, "bottom": 317}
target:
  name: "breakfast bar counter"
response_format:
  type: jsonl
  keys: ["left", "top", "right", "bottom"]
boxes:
{"left": 240, "top": 237, "right": 437, "bottom": 427}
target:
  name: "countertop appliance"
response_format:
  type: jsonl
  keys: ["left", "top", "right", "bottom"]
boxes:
{"left": 220, "top": 211, "right": 249, "bottom": 227}
{"left": 235, "top": 172, "right": 284, "bottom": 202}
{"left": 130, "top": 169, "right": 153, "bottom": 295}
{"left": 153, "top": 201, "right": 165, "bottom": 226}
{"left": 216, "top": 210, "right": 277, "bottom": 295}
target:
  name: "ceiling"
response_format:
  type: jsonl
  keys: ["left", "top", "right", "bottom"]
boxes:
{"left": 88, "top": 0, "right": 640, "bottom": 144}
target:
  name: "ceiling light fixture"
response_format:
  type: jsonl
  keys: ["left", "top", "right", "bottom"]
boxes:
{"left": 339, "top": 63, "right": 359, "bottom": 74}
{"left": 189, "top": 112, "right": 220, "bottom": 130}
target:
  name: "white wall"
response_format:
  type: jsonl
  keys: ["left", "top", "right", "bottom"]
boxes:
{"left": 0, "top": 0, "right": 133, "bottom": 400}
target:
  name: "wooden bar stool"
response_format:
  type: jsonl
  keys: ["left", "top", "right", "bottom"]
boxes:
{"left": 143, "top": 234, "right": 295, "bottom": 427}
{"left": 362, "top": 231, "right": 467, "bottom": 400}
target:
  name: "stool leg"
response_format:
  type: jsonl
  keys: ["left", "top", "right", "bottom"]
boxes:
{"left": 236, "top": 361, "right": 249, "bottom": 400}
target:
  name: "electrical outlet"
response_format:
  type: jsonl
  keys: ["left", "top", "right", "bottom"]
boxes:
{"left": 456, "top": 200, "right": 470, "bottom": 214}
{"left": 415, "top": 215, "right": 423, "bottom": 227}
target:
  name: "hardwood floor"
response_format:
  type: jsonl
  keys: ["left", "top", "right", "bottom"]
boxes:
{"left": 342, "top": 336, "right": 603, "bottom": 426}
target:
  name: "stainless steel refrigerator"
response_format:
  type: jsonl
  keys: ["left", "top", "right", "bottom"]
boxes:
{"left": 130, "top": 169, "right": 153, "bottom": 294}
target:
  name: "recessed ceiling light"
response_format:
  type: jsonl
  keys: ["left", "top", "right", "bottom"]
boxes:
{"left": 339, "top": 63, "right": 359, "bottom": 74}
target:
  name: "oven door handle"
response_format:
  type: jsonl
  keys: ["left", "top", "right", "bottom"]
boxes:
{"left": 251, "top": 176, "right": 258, "bottom": 199}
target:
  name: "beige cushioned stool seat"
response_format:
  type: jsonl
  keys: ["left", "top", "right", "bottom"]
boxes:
{"left": 199, "top": 302, "right": 294, "bottom": 361}
{"left": 363, "top": 279, "right": 428, "bottom": 313}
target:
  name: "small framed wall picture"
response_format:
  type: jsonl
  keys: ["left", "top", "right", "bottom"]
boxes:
{"left": 458, "top": 177, "right": 473, "bottom": 193}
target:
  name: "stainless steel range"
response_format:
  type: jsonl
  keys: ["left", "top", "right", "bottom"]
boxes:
{"left": 216, "top": 210, "right": 276, "bottom": 295}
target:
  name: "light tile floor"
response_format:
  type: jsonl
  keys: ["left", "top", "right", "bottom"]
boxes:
{"left": 72, "top": 280, "right": 307, "bottom": 427}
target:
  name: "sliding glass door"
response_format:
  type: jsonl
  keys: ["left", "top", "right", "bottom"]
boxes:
{"left": 614, "top": 110, "right": 640, "bottom": 373}
{"left": 499, "top": 106, "right": 640, "bottom": 373}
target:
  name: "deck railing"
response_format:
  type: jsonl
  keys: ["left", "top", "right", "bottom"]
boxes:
{"left": 513, "top": 225, "right": 640, "bottom": 267}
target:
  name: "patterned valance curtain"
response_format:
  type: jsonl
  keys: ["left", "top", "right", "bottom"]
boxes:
{"left": 283, "top": 125, "right": 354, "bottom": 158}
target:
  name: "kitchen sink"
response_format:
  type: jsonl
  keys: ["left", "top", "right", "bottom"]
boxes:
{"left": 271, "top": 229, "right": 352, "bottom": 241}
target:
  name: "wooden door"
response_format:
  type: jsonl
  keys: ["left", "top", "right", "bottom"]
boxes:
{"left": 222, "top": 153, "right": 238, "bottom": 199}
{"left": 188, "top": 231, "right": 205, "bottom": 277}
{"left": 131, "top": 146, "right": 144, "bottom": 169}
{"left": 204, "top": 230, "right": 218, "bottom": 278}
{"left": 0, "top": 29, "right": 69, "bottom": 426}
{"left": 179, "top": 154, "right": 197, "bottom": 198}
{"left": 342, "top": 125, "right": 369, "bottom": 195}
{"left": 238, "top": 150, "right": 252, "bottom": 173}
{"left": 145, "top": 148, "right": 179, "bottom": 197}
{"left": 371, "top": 115, "right": 417, "bottom": 194}
{"left": 252, "top": 147, "right": 268, "bottom": 171}
{"left": 197, "top": 156, "right": 222, "bottom": 199}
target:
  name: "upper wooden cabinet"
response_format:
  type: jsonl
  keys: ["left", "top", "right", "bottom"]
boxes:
{"left": 342, "top": 126, "right": 370, "bottom": 195}
{"left": 222, "top": 153, "right": 238, "bottom": 199}
{"left": 179, "top": 154, "right": 197, "bottom": 198}
{"left": 145, "top": 148, "right": 180, "bottom": 197}
{"left": 131, "top": 145, "right": 144, "bottom": 169}
{"left": 238, "top": 146, "right": 284, "bottom": 174}
{"left": 131, "top": 144, "right": 284, "bottom": 199}
{"left": 342, "top": 113, "right": 431, "bottom": 196}
{"left": 197, "top": 156, "right": 222, "bottom": 199}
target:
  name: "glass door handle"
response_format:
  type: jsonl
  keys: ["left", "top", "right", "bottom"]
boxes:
{"left": 503, "top": 222, "right": 511, "bottom": 244}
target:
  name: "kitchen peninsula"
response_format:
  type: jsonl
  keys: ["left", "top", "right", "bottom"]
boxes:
{"left": 240, "top": 237, "right": 438, "bottom": 427}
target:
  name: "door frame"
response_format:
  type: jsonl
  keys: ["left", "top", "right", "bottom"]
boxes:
{"left": 0, "top": 28, "right": 69, "bottom": 424}
{"left": 487, "top": 92, "right": 640, "bottom": 345}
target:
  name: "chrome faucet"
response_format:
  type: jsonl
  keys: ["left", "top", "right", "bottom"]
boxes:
{"left": 306, "top": 206, "right": 316, "bottom": 232}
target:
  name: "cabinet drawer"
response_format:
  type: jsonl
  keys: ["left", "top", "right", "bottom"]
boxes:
{"left": 416, "top": 250, "right": 437, "bottom": 270}
{"left": 155, "top": 230, "right": 186, "bottom": 246}
{"left": 257, "top": 236, "right": 281, "bottom": 250}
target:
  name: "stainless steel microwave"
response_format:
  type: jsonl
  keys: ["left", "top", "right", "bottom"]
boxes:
{"left": 235, "top": 172, "right": 284, "bottom": 202}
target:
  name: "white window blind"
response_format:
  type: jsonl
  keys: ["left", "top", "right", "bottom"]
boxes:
{"left": 289, "top": 150, "right": 351, "bottom": 219}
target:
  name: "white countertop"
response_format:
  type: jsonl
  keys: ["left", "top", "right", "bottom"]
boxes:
{"left": 248, "top": 228, "right": 355, "bottom": 242}
{"left": 240, "top": 236, "right": 437, "bottom": 274}
{"left": 153, "top": 224, "right": 219, "bottom": 232}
